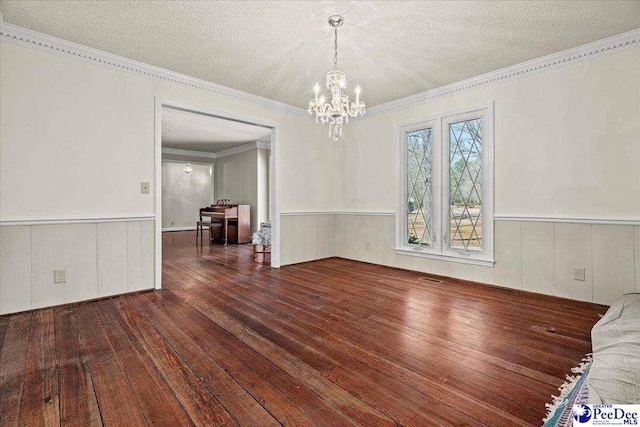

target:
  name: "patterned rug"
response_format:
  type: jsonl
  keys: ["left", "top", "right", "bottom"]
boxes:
{"left": 542, "top": 354, "right": 592, "bottom": 427}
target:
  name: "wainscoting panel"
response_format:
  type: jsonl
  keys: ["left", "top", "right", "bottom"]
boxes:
{"left": 521, "top": 222, "right": 555, "bottom": 295}
{"left": 279, "top": 215, "right": 294, "bottom": 266}
{"left": 307, "top": 214, "right": 639, "bottom": 305}
{"left": 0, "top": 226, "right": 31, "bottom": 314}
{"left": 279, "top": 214, "right": 336, "bottom": 266}
{"left": 317, "top": 214, "right": 335, "bottom": 260}
{"left": 127, "top": 221, "right": 143, "bottom": 294}
{"left": 97, "top": 222, "right": 128, "bottom": 297}
{"left": 0, "top": 219, "right": 155, "bottom": 315}
{"left": 636, "top": 226, "right": 640, "bottom": 293}
{"left": 494, "top": 221, "right": 523, "bottom": 290}
{"left": 31, "top": 225, "right": 66, "bottom": 309}
{"left": 554, "top": 223, "right": 593, "bottom": 302}
{"left": 65, "top": 223, "right": 99, "bottom": 305}
{"left": 591, "top": 225, "right": 635, "bottom": 305}
{"left": 140, "top": 220, "right": 155, "bottom": 289}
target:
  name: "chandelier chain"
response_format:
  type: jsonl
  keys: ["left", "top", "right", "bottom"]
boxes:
{"left": 334, "top": 26, "right": 338, "bottom": 69}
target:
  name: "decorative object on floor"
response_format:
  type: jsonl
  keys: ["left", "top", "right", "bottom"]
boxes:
{"left": 184, "top": 163, "right": 192, "bottom": 173}
{"left": 308, "top": 15, "right": 365, "bottom": 141}
{"left": 588, "top": 293, "right": 640, "bottom": 404}
{"left": 252, "top": 222, "right": 271, "bottom": 262}
{"left": 543, "top": 354, "right": 592, "bottom": 427}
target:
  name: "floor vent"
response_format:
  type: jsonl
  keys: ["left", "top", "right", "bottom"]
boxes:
{"left": 418, "top": 277, "right": 443, "bottom": 284}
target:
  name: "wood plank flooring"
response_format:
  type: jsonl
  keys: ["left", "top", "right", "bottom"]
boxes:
{"left": 0, "top": 230, "right": 607, "bottom": 426}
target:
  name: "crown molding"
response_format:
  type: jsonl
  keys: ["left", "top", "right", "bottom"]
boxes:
{"left": 162, "top": 147, "right": 217, "bottom": 159}
{"left": 161, "top": 141, "right": 270, "bottom": 160}
{"left": 2, "top": 19, "right": 638, "bottom": 120}
{"left": 364, "top": 28, "right": 640, "bottom": 117}
{"left": 0, "top": 21, "right": 308, "bottom": 117}
{"left": 214, "top": 141, "right": 270, "bottom": 159}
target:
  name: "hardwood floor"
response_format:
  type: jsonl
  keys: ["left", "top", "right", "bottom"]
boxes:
{"left": 0, "top": 230, "right": 607, "bottom": 426}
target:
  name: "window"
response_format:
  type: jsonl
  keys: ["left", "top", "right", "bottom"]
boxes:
{"left": 397, "top": 105, "right": 493, "bottom": 266}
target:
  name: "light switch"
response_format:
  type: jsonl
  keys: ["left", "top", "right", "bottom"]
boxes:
{"left": 141, "top": 182, "right": 150, "bottom": 194}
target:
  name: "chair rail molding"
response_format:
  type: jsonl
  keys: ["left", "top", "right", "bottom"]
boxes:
{"left": 280, "top": 211, "right": 395, "bottom": 216}
{"left": 0, "top": 215, "right": 156, "bottom": 226}
{"left": 0, "top": 20, "right": 308, "bottom": 117}
{"left": 494, "top": 215, "right": 640, "bottom": 226}
{"left": 278, "top": 211, "right": 640, "bottom": 226}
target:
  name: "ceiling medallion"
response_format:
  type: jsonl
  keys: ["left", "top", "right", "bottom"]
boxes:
{"left": 308, "top": 15, "right": 365, "bottom": 140}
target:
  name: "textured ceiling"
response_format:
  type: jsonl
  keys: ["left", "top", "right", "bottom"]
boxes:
{"left": 1, "top": 1, "right": 639, "bottom": 108}
{"left": 161, "top": 107, "right": 271, "bottom": 153}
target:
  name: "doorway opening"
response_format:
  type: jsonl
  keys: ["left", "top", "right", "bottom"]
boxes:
{"left": 154, "top": 100, "right": 279, "bottom": 289}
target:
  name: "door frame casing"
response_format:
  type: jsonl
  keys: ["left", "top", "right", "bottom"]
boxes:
{"left": 154, "top": 98, "right": 281, "bottom": 289}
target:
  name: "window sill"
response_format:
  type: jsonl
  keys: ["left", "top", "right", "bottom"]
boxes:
{"left": 394, "top": 247, "right": 495, "bottom": 267}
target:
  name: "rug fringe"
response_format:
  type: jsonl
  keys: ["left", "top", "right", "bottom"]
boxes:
{"left": 542, "top": 354, "right": 592, "bottom": 423}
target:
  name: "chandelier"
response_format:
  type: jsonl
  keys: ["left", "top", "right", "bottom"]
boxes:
{"left": 308, "top": 15, "right": 365, "bottom": 140}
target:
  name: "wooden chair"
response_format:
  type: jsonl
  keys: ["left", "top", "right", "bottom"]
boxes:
{"left": 196, "top": 206, "right": 222, "bottom": 244}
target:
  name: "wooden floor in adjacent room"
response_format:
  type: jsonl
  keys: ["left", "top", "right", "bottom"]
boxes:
{"left": 0, "top": 231, "right": 607, "bottom": 427}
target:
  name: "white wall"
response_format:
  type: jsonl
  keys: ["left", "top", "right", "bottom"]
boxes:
{"left": 336, "top": 47, "right": 640, "bottom": 216}
{"left": 2, "top": 23, "right": 638, "bottom": 313}
{"left": 161, "top": 162, "right": 213, "bottom": 229}
{"left": 214, "top": 148, "right": 259, "bottom": 233}
{"left": 0, "top": 37, "right": 335, "bottom": 314}
{"left": 257, "top": 148, "right": 270, "bottom": 226}
{"left": 327, "top": 46, "right": 640, "bottom": 305}
{"left": 0, "top": 42, "right": 335, "bottom": 220}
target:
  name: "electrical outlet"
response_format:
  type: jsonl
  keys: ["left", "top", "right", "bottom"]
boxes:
{"left": 170, "top": 220, "right": 175, "bottom": 226}
{"left": 574, "top": 267, "right": 586, "bottom": 281}
{"left": 140, "top": 182, "right": 150, "bottom": 194}
{"left": 54, "top": 269, "right": 66, "bottom": 284}
{"left": 365, "top": 242, "right": 371, "bottom": 251}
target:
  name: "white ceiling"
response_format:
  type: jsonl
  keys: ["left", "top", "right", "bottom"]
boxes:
{"left": 1, "top": 1, "right": 639, "bottom": 108}
{"left": 161, "top": 107, "right": 271, "bottom": 153}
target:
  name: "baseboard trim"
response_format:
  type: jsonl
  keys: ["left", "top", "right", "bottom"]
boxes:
{"left": 162, "top": 226, "right": 197, "bottom": 232}
{"left": 0, "top": 215, "right": 156, "bottom": 226}
{"left": 0, "top": 288, "right": 155, "bottom": 317}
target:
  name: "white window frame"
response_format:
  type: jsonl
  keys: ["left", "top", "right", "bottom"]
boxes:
{"left": 396, "top": 103, "right": 494, "bottom": 267}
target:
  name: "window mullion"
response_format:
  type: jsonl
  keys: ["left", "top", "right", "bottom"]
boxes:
{"left": 432, "top": 121, "right": 443, "bottom": 254}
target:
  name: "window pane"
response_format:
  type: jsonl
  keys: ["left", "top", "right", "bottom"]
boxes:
{"left": 449, "top": 118, "right": 482, "bottom": 251}
{"left": 406, "top": 128, "right": 433, "bottom": 246}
